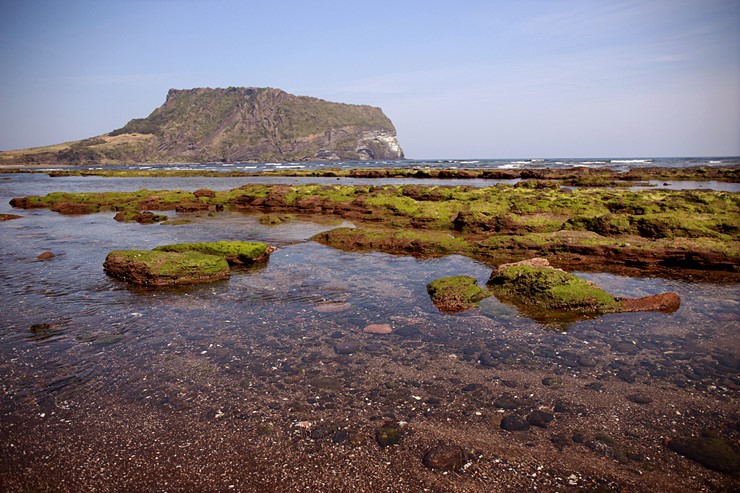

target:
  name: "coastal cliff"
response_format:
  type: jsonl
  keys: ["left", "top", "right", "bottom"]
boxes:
{"left": 0, "top": 87, "right": 404, "bottom": 165}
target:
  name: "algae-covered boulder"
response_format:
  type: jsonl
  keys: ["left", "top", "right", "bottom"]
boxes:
{"left": 153, "top": 241, "right": 275, "bottom": 266}
{"left": 103, "top": 250, "right": 230, "bottom": 286}
{"left": 427, "top": 275, "right": 491, "bottom": 313}
{"left": 486, "top": 258, "right": 681, "bottom": 324}
{"left": 667, "top": 434, "right": 740, "bottom": 473}
{"left": 487, "top": 258, "right": 621, "bottom": 312}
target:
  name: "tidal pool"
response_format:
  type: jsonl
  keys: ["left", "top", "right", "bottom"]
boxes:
{"left": 0, "top": 173, "right": 738, "bottom": 492}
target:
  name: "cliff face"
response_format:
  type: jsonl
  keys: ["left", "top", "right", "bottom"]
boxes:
{"left": 1, "top": 87, "right": 404, "bottom": 165}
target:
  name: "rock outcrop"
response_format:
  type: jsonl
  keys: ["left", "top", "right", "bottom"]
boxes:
{"left": 153, "top": 241, "right": 275, "bottom": 266}
{"left": 103, "top": 250, "right": 231, "bottom": 286}
{"left": 485, "top": 258, "right": 681, "bottom": 321}
{"left": 103, "top": 241, "right": 275, "bottom": 286}
{"left": 427, "top": 275, "right": 491, "bottom": 313}
{"left": 1, "top": 87, "right": 404, "bottom": 165}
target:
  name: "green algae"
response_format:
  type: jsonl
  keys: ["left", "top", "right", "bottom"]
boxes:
{"left": 487, "top": 264, "right": 621, "bottom": 313}
{"left": 25, "top": 165, "right": 739, "bottom": 183}
{"left": 103, "top": 250, "right": 230, "bottom": 286}
{"left": 153, "top": 241, "right": 272, "bottom": 265}
{"left": 427, "top": 275, "right": 492, "bottom": 313}
{"left": 11, "top": 183, "right": 738, "bottom": 276}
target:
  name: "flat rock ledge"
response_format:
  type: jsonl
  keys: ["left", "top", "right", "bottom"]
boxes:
{"left": 426, "top": 258, "right": 681, "bottom": 321}
{"left": 104, "top": 241, "right": 275, "bottom": 286}
{"left": 153, "top": 241, "right": 276, "bottom": 266}
{"left": 104, "top": 250, "right": 230, "bottom": 286}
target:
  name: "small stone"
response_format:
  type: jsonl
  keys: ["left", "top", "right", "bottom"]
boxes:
{"left": 500, "top": 415, "right": 530, "bottom": 432}
{"left": 309, "top": 422, "right": 336, "bottom": 440}
{"left": 376, "top": 422, "right": 401, "bottom": 447}
{"left": 332, "top": 429, "right": 349, "bottom": 444}
{"left": 542, "top": 376, "right": 562, "bottom": 388}
{"left": 363, "top": 323, "right": 392, "bottom": 335}
{"left": 577, "top": 356, "right": 598, "bottom": 367}
{"left": 493, "top": 395, "right": 520, "bottom": 410}
{"left": 627, "top": 393, "right": 653, "bottom": 405}
{"left": 527, "top": 410, "right": 554, "bottom": 428}
{"left": 422, "top": 443, "right": 466, "bottom": 471}
{"left": 334, "top": 340, "right": 360, "bottom": 355}
{"left": 667, "top": 434, "right": 740, "bottom": 473}
{"left": 314, "top": 303, "right": 351, "bottom": 313}
{"left": 617, "top": 369, "right": 637, "bottom": 383}
{"left": 37, "top": 252, "right": 55, "bottom": 260}
{"left": 462, "top": 383, "right": 482, "bottom": 392}
{"left": 308, "top": 377, "right": 343, "bottom": 390}
{"left": 479, "top": 353, "right": 498, "bottom": 367}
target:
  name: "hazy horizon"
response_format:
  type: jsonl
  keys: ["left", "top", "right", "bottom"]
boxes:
{"left": 1, "top": 0, "right": 739, "bottom": 159}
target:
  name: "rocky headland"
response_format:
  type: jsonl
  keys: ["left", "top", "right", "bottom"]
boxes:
{"left": 0, "top": 87, "right": 404, "bottom": 166}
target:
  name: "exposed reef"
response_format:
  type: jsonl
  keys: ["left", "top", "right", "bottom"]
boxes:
{"left": 103, "top": 241, "right": 274, "bottom": 285}
{"left": 10, "top": 183, "right": 739, "bottom": 279}
{"left": 5, "top": 165, "right": 738, "bottom": 184}
{"left": 103, "top": 250, "right": 231, "bottom": 286}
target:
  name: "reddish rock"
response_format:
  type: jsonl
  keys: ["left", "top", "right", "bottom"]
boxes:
{"left": 363, "top": 324, "right": 393, "bottom": 334}
{"left": 51, "top": 202, "right": 96, "bottom": 214}
{"left": 37, "top": 252, "right": 55, "bottom": 260}
{"left": 193, "top": 188, "right": 216, "bottom": 198}
{"left": 175, "top": 203, "right": 210, "bottom": 213}
{"left": 0, "top": 214, "right": 22, "bottom": 221}
{"left": 620, "top": 292, "right": 681, "bottom": 313}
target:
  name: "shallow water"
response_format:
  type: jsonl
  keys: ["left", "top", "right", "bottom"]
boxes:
{"left": 1, "top": 174, "right": 738, "bottom": 403}
{"left": 1, "top": 173, "right": 738, "bottom": 491}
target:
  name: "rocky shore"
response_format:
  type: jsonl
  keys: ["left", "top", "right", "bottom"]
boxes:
{"left": 10, "top": 183, "right": 738, "bottom": 280}
{"left": 1, "top": 172, "right": 738, "bottom": 492}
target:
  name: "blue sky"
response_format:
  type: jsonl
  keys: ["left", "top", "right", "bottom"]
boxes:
{"left": 1, "top": 0, "right": 738, "bottom": 158}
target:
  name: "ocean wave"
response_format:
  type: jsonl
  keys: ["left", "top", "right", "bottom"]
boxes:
{"left": 611, "top": 159, "right": 652, "bottom": 164}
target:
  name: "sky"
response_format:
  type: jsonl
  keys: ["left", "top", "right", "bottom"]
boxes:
{"left": 1, "top": 0, "right": 739, "bottom": 159}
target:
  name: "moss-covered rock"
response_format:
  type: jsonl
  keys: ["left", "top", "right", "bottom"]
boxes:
{"left": 427, "top": 275, "right": 491, "bottom": 313}
{"left": 103, "top": 250, "right": 230, "bottom": 286}
{"left": 487, "top": 258, "right": 621, "bottom": 313}
{"left": 113, "top": 210, "right": 168, "bottom": 223}
{"left": 667, "top": 434, "right": 740, "bottom": 473}
{"left": 153, "top": 241, "right": 274, "bottom": 266}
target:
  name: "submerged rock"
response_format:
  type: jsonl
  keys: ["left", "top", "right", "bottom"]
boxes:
{"left": 0, "top": 213, "right": 22, "bottom": 221}
{"left": 37, "top": 251, "right": 55, "bottom": 260}
{"left": 375, "top": 422, "right": 402, "bottom": 447}
{"left": 666, "top": 434, "right": 740, "bottom": 473}
{"left": 422, "top": 443, "right": 466, "bottom": 471}
{"left": 427, "top": 275, "right": 492, "bottom": 313}
{"left": 103, "top": 250, "right": 230, "bottom": 286}
{"left": 153, "top": 241, "right": 275, "bottom": 266}
{"left": 363, "top": 323, "right": 393, "bottom": 334}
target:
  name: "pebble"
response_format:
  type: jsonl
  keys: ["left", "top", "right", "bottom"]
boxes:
{"left": 627, "top": 393, "right": 653, "bottom": 405}
{"left": 500, "top": 416, "right": 530, "bottom": 432}
{"left": 313, "top": 303, "right": 351, "bottom": 313}
{"left": 363, "top": 324, "right": 393, "bottom": 335}
{"left": 334, "top": 340, "right": 360, "bottom": 354}
{"left": 527, "top": 410, "right": 554, "bottom": 428}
